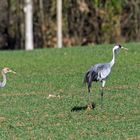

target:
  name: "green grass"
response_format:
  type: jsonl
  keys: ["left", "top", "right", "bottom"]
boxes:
{"left": 0, "top": 43, "right": 140, "bottom": 139}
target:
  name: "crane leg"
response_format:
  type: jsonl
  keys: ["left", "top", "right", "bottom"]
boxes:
{"left": 87, "top": 83, "right": 92, "bottom": 110}
{"left": 101, "top": 87, "right": 104, "bottom": 108}
{"left": 101, "top": 80, "right": 106, "bottom": 108}
{"left": 88, "top": 85, "right": 91, "bottom": 103}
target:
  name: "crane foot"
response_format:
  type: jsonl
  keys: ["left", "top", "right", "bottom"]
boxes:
{"left": 87, "top": 103, "right": 93, "bottom": 110}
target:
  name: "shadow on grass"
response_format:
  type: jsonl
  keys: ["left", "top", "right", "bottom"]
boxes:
{"left": 71, "top": 102, "right": 96, "bottom": 112}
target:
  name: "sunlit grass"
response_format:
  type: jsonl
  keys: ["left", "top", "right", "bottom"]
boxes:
{"left": 0, "top": 43, "right": 140, "bottom": 139}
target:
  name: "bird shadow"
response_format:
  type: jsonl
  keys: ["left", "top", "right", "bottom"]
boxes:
{"left": 71, "top": 102, "right": 96, "bottom": 112}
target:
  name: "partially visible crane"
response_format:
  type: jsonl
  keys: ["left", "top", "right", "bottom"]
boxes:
{"left": 0, "top": 67, "right": 16, "bottom": 88}
{"left": 83, "top": 44, "right": 128, "bottom": 109}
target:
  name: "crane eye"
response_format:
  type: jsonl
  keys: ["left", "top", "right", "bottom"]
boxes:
{"left": 6, "top": 68, "right": 10, "bottom": 71}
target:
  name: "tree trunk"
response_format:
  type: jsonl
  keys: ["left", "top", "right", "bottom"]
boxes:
{"left": 57, "top": 0, "right": 62, "bottom": 48}
{"left": 39, "top": 0, "right": 47, "bottom": 48}
{"left": 24, "top": 0, "right": 34, "bottom": 50}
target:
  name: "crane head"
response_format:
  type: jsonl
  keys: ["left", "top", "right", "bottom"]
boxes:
{"left": 113, "top": 44, "right": 128, "bottom": 54}
{"left": 2, "top": 67, "right": 16, "bottom": 74}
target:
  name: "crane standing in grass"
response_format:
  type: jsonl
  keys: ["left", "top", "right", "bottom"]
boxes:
{"left": 0, "top": 67, "right": 16, "bottom": 88}
{"left": 83, "top": 44, "right": 128, "bottom": 109}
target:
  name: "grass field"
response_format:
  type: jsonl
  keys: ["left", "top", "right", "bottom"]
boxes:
{"left": 0, "top": 43, "right": 140, "bottom": 139}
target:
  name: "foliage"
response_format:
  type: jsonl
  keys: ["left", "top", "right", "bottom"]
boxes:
{"left": 0, "top": 0, "right": 140, "bottom": 49}
{"left": 0, "top": 43, "right": 140, "bottom": 139}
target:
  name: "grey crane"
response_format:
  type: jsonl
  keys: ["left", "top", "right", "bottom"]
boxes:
{"left": 83, "top": 44, "right": 128, "bottom": 109}
{"left": 0, "top": 67, "right": 16, "bottom": 88}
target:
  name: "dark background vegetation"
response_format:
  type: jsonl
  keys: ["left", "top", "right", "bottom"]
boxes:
{"left": 0, "top": 0, "right": 140, "bottom": 49}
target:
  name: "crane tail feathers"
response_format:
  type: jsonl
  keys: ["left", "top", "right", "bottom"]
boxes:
{"left": 83, "top": 69, "right": 98, "bottom": 85}
{"left": 83, "top": 70, "right": 90, "bottom": 85}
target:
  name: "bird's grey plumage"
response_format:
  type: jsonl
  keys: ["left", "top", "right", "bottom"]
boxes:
{"left": 83, "top": 44, "right": 128, "bottom": 109}
{"left": 84, "top": 63, "right": 111, "bottom": 84}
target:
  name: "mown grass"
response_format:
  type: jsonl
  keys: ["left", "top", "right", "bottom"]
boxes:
{"left": 0, "top": 43, "right": 140, "bottom": 139}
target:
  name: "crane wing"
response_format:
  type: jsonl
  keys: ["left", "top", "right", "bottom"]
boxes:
{"left": 94, "top": 63, "right": 111, "bottom": 80}
{"left": 85, "top": 63, "right": 111, "bottom": 83}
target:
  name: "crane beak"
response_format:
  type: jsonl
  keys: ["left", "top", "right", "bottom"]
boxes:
{"left": 11, "top": 70, "right": 16, "bottom": 74}
{"left": 122, "top": 47, "right": 128, "bottom": 51}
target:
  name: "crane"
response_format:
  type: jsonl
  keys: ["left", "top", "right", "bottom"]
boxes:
{"left": 83, "top": 44, "right": 128, "bottom": 109}
{"left": 0, "top": 67, "right": 16, "bottom": 88}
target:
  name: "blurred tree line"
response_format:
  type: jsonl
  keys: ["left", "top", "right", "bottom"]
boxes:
{"left": 0, "top": 0, "right": 140, "bottom": 49}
